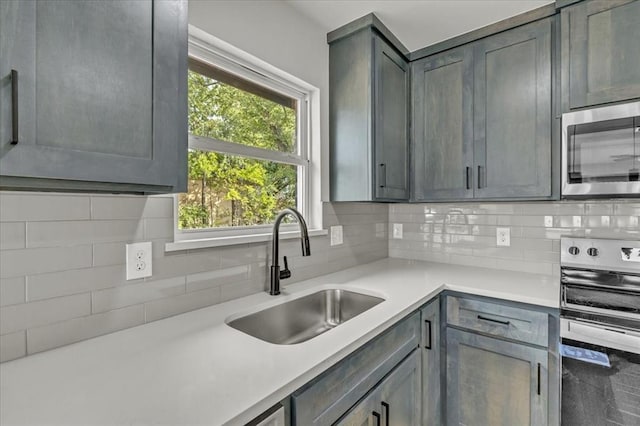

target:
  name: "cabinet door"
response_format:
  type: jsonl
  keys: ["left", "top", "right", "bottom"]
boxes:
{"left": 334, "top": 389, "right": 381, "bottom": 426}
{"left": 473, "top": 18, "right": 552, "bottom": 199}
{"left": 562, "top": 0, "right": 640, "bottom": 110}
{"left": 412, "top": 46, "right": 474, "bottom": 201}
{"left": 446, "top": 328, "right": 548, "bottom": 426}
{"left": 379, "top": 350, "right": 421, "bottom": 426}
{"left": 421, "top": 298, "right": 441, "bottom": 426}
{"left": 0, "top": 0, "right": 187, "bottom": 192}
{"left": 374, "top": 36, "right": 409, "bottom": 201}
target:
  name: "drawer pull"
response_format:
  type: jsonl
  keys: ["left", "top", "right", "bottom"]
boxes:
{"left": 424, "top": 319, "right": 432, "bottom": 349}
{"left": 373, "top": 410, "right": 381, "bottom": 426}
{"left": 537, "top": 362, "right": 541, "bottom": 395}
{"left": 477, "top": 315, "right": 510, "bottom": 326}
{"left": 10, "top": 69, "right": 18, "bottom": 145}
{"left": 381, "top": 401, "right": 390, "bottom": 425}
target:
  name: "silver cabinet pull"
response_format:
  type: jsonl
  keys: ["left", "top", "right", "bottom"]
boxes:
{"left": 10, "top": 69, "right": 18, "bottom": 145}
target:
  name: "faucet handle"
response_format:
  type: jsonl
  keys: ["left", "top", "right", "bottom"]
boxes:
{"left": 280, "top": 256, "right": 291, "bottom": 280}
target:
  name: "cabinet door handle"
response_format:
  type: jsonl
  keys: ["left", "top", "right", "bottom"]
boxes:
{"left": 465, "top": 166, "right": 471, "bottom": 190}
{"left": 381, "top": 401, "right": 390, "bottom": 425}
{"left": 10, "top": 69, "right": 18, "bottom": 145}
{"left": 379, "top": 163, "right": 386, "bottom": 188}
{"left": 477, "top": 165, "right": 483, "bottom": 189}
{"left": 477, "top": 315, "right": 510, "bottom": 326}
{"left": 372, "top": 410, "right": 381, "bottom": 426}
{"left": 537, "top": 363, "right": 541, "bottom": 395}
{"left": 424, "top": 319, "right": 432, "bottom": 350}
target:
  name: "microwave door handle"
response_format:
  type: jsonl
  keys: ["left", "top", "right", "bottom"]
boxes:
{"left": 565, "top": 320, "right": 640, "bottom": 355}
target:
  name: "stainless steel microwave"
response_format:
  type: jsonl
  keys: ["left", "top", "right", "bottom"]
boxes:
{"left": 562, "top": 101, "right": 640, "bottom": 198}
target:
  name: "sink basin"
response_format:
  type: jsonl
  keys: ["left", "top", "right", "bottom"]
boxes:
{"left": 227, "top": 289, "right": 384, "bottom": 345}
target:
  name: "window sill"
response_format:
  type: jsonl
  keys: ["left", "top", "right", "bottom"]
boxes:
{"left": 165, "top": 229, "right": 328, "bottom": 252}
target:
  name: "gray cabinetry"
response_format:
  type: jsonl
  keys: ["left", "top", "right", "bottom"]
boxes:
{"left": 336, "top": 350, "right": 420, "bottom": 426}
{"left": 291, "top": 312, "right": 419, "bottom": 425}
{"left": 0, "top": 0, "right": 187, "bottom": 193}
{"left": 561, "top": 0, "right": 640, "bottom": 110}
{"left": 421, "top": 297, "right": 441, "bottom": 426}
{"left": 329, "top": 28, "right": 409, "bottom": 202}
{"left": 412, "top": 47, "right": 474, "bottom": 201}
{"left": 473, "top": 18, "right": 552, "bottom": 199}
{"left": 412, "top": 18, "right": 553, "bottom": 201}
{"left": 446, "top": 328, "right": 548, "bottom": 426}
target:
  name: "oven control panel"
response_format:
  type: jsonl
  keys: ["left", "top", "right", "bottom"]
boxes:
{"left": 561, "top": 237, "right": 640, "bottom": 274}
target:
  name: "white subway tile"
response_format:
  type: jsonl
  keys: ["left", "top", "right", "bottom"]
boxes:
{"left": 0, "top": 331, "right": 26, "bottom": 362}
{"left": 0, "top": 245, "right": 93, "bottom": 278}
{"left": 27, "top": 305, "right": 144, "bottom": 355}
{"left": 0, "top": 192, "right": 90, "bottom": 222}
{"left": 91, "top": 195, "right": 173, "bottom": 220}
{"left": 144, "top": 218, "right": 175, "bottom": 239}
{"left": 220, "top": 279, "right": 263, "bottom": 302}
{"left": 27, "top": 265, "right": 126, "bottom": 301}
{"left": 92, "top": 277, "right": 185, "bottom": 313}
{"left": 27, "top": 220, "right": 143, "bottom": 248}
{"left": 186, "top": 265, "right": 250, "bottom": 292}
{"left": 0, "top": 222, "right": 25, "bottom": 250}
{"left": 144, "top": 286, "right": 221, "bottom": 322}
{"left": 0, "top": 277, "right": 25, "bottom": 306}
{"left": 0, "top": 293, "right": 90, "bottom": 335}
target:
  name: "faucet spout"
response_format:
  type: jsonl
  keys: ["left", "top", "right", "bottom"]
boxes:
{"left": 270, "top": 208, "right": 311, "bottom": 295}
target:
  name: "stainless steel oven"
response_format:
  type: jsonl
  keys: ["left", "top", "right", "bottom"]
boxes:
{"left": 560, "top": 237, "right": 640, "bottom": 425}
{"left": 562, "top": 101, "right": 640, "bottom": 198}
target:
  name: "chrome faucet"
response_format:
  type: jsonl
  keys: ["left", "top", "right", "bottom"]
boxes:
{"left": 270, "top": 208, "right": 311, "bottom": 295}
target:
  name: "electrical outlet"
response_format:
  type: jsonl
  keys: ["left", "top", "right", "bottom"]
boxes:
{"left": 330, "top": 225, "right": 343, "bottom": 246}
{"left": 496, "top": 227, "right": 511, "bottom": 247}
{"left": 126, "top": 242, "right": 152, "bottom": 280}
{"left": 393, "top": 223, "right": 403, "bottom": 239}
{"left": 544, "top": 216, "right": 553, "bottom": 227}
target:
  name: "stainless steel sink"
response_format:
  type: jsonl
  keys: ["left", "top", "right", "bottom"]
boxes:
{"left": 227, "top": 289, "right": 384, "bottom": 345}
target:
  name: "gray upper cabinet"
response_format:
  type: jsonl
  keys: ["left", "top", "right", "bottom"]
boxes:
{"left": 474, "top": 18, "right": 552, "bottom": 199}
{"left": 446, "top": 328, "right": 549, "bottom": 426}
{"left": 561, "top": 0, "right": 640, "bottom": 111}
{"left": 0, "top": 0, "right": 187, "bottom": 193}
{"left": 411, "top": 18, "right": 553, "bottom": 202}
{"left": 412, "top": 46, "right": 474, "bottom": 201}
{"left": 329, "top": 28, "right": 409, "bottom": 202}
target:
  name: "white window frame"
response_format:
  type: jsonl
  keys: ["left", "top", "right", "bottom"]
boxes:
{"left": 167, "top": 26, "right": 324, "bottom": 251}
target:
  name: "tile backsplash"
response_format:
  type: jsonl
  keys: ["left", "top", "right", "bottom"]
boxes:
{"left": 389, "top": 200, "right": 640, "bottom": 276}
{"left": 0, "top": 192, "right": 387, "bottom": 362}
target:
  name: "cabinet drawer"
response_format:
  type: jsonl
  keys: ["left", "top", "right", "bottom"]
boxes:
{"left": 291, "top": 312, "right": 420, "bottom": 426}
{"left": 446, "top": 296, "right": 548, "bottom": 347}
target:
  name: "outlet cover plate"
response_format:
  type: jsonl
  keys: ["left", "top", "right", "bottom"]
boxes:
{"left": 126, "top": 242, "right": 152, "bottom": 280}
{"left": 330, "top": 225, "right": 343, "bottom": 246}
{"left": 393, "top": 223, "right": 403, "bottom": 239}
{"left": 496, "top": 227, "right": 511, "bottom": 247}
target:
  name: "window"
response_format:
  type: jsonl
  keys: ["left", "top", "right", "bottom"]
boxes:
{"left": 169, "top": 27, "right": 322, "bottom": 250}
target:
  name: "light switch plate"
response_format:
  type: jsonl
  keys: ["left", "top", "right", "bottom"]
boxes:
{"left": 496, "top": 227, "right": 511, "bottom": 247}
{"left": 126, "top": 242, "right": 152, "bottom": 280}
{"left": 330, "top": 225, "right": 343, "bottom": 246}
{"left": 392, "top": 223, "right": 403, "bottom": 239}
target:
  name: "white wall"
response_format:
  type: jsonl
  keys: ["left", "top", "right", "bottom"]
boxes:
{"left": 188, "top": 0, "right": 330, "bottom": 201}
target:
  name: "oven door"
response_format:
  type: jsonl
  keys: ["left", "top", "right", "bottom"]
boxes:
{"left": 562, "top": 101, "right": 640, "bottom": 197}
{"left": 561, "top": 319, "right": 640, "bottom": 426}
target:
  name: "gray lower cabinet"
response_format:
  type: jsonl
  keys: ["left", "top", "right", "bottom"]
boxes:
{"left": 0, "top": 0, "right": 187, "bottom": 193}
{"left": 446, "top": 328, "right": 548, "bottom": 426}
{"left": 336, "top": 350, "right": 420, "bottom": 426}
{"left": 421, "top": 298, "right": 441, "bottom": 426}
{"left": 412, "top": 18, "right": 553, "bottom": 201}
{"left": 329, "top": 29, "right": 409, "bottom": 202}
{"left": 561, "top": 0, "right": 640, "bottom": 111}
{"left": 291, "top": 313, "right": 420, "bottom": 425}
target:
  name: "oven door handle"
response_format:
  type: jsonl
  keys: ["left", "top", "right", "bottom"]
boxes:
{"left": 561, "top": 319, "right": 640, "bottom": 355}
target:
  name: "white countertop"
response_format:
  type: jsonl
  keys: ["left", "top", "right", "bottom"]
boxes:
{"left": 0, "top": 259, "right": 559, "bottom": 426}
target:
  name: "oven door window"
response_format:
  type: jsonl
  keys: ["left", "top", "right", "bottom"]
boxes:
{"left": 562, "top": 339, "right": 640, "bottom": 426}
{"left": 567, "top": 116, "right": 639, "bottom": 184}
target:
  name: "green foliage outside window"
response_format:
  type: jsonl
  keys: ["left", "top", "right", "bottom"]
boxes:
{"left": 179, "top": 70, "right": 298, "bottom": 229}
